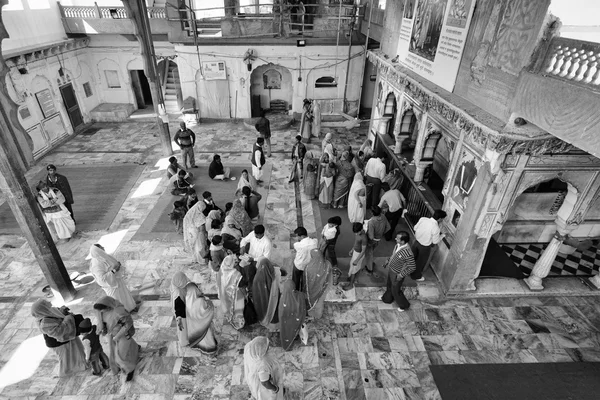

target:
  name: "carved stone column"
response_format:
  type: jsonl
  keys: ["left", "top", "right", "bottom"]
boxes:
{"left": 525, "top": 184, "right": 579, "bottom": 291}
{"left": 414, "top": 162, "right": 427, "bottom": 183}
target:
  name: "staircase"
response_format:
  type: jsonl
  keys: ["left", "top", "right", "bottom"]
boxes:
{"left": 164, "top": 63, "right": 181, "bottom": 114}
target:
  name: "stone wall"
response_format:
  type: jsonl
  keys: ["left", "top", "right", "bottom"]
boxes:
{"left": 380, "top": 0, "right": 404, "bottom": 57}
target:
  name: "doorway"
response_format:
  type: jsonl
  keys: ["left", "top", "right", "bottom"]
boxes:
{"left": 130, "top": 70, "right": 153, "bottom": 109}
{"left": 59, "top": 83, "right": 83, "bottom": 130}
{"left": 383, "top": 93, "right": 397, "bottom": 140}
{"left": 250, "top": 64, "right": 292, "bottom": 114}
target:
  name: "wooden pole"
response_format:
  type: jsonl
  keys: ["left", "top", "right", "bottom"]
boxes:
{"left": 122, "top": 0, "right": 173, "bottom": 156}
{"left": 0, "top": 0, "right": 75, "bottom": 301}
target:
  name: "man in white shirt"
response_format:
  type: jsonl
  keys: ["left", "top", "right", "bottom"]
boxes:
{"left": 292, "top": 227, "right": 318, "bottom": 291}
{"left": 240, "top": 224, "right": 272, "bottom": 260}
{"left": 379, "top": 183, "right": 406, "bottom": 241}
{"left": 251, "top": 137, "right": 266, "bottom": 182}
{"left": 364, "top": 153, "right": 387, "bottom": 208}
{"left": 411, "top": 209, "right": 447, "bottom": 282}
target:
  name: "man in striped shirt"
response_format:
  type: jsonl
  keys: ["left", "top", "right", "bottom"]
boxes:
{"left": 380, "top": 231, "right": 416, "bottom": 312}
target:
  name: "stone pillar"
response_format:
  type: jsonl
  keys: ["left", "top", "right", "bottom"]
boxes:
{"left": 0, "top": 0, "right": 76, "bottom": 301}
{"left": 393, "top": 93, "right": 406, "bottom": 154}
{"left": 524, "top": 183, "right": 578, "bottom": 291}
{"left": 414, "top": 162, "right": 427, "bottom": 183}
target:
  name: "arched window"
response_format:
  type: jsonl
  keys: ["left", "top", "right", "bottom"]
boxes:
{"left": 315, "top": 76, "right": 337, "bottom": 88}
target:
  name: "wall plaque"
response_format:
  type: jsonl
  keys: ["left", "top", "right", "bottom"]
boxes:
{"left": 35, "top": 89, "right": 57, "bottom": 119}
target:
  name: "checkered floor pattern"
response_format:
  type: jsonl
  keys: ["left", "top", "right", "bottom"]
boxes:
{"left": 501, "top": 242, "right": 600, "bottom": 276}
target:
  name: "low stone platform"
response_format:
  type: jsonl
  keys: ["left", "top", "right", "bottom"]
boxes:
{"left": 90, "top": 103, "right": 135, "bottom": 122}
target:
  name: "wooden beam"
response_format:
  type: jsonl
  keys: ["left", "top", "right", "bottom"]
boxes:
{"left": 0, "top": 0, "right": 75, "bottom": 301}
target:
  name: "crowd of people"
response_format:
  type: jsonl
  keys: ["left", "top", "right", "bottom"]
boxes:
{"left": 31, "top": 123, "right": 449, "bottom": 398}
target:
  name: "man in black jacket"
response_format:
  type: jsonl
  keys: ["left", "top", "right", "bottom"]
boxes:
{"left": 46, "top": 164, "right": 75, "bottom": 222}
{"left": 208, "top": 154, "right": 231, "bottom": 180}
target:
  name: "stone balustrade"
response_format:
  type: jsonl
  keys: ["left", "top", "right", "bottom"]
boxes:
{"left": 541, "top": 37, "right": 600, "bottom": 89}
{"left": 60, "top": 5, "right": 165, "bottom": 19}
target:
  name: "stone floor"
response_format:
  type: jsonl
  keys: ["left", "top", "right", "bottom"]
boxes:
{"left": 0, "top": 118, "right": 599, "bottom": 399}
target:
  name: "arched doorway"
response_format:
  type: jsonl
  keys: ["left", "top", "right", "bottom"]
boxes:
{"left": 400, "top": 109, "right": 418, "bottom": 150}
{"left": 383, "top": 93, "right": 396, "bottom": 140}
{"left": 250, "top": 64, "right": 292, "bottom": 117}
{"left": 157, "top": 59, "right": 182, "bottom": 113}
{"left": 480, "top": 178, "right": 579, "bottom": 280}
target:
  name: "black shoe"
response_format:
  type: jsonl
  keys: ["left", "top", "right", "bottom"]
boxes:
{"left": 126, "top": 371, "right": 134, "bottom": 381}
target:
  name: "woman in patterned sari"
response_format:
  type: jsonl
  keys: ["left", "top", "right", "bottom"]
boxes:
{"left": 183, "top": 201, "right": 209, "bottom": 264}
{"left": 279, "top": 280, "right": 306, "bottom": 351}
{"left": 332, "top": 151, "right": 356, "bottom": 208}
{"left": 252, "top": 257, "right": 281, "bottom": 331}
{"left": 217, "top": 254, "right": 246, "bottom": 330}
{"left": 305, "top": 249, "right": 333, "bottom": 320}
{"left": 94, "top": 296, "right": 139, "bottom": 381}
{"left": 170, "top": 272, "right": 218, "bottom": 355}
{"left": 348, "top": 172, "right": 367, "bottom": 224}
{"left": 229, "top": 199, "right": 254, "bottom": 236}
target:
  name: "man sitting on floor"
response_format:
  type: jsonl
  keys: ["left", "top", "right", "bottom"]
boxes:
{"left": 208, "top": 154, "right": 231, "bottom": 181}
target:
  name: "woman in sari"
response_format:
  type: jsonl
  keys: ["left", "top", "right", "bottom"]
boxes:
{"left": 183, "top": 201, "right": 209, "bottom": 264}
{"left": 35, "top": 181, "right": 75, "bottom": 240}
{"left": 170, "top": 272, "right": 218, "bottom": 355}
{"left": 94, "top": 296, "right": 139, "bottom": 381}
{"left": 237, "top": 169, "right": 257, "bottom": 193}
{"left": 319, "top": 158, "right": 336, "bottom": 208}
{"left": 217, "top": 254, "right": 246, "bottom": 330}
{"left": 252, "top": 257, "right": 281, "bottom": 331}
{"left": 360, "top": 139, "right": 374, "bottom": 160}
{"left": 221, "top": 215, "right": 242, "bottom": 253}
{"left": 322, "top": 132, "right": 336, "bottom": 162}
{"left": 332, "top": 151, "right": 356, "bottom": 208}
{"left": 206, "top": 210, "right": 222, "bottom": 233}
{"left": 279, "top": 279, "right": 306, "bottom": 351}
{"left": 89, "top": 244, "right": 137, "bottom": 312}
{"left": 229, "top": 199, "right": 254, "bottom": 236}
{"left": 305, "top": 249, "right": 333, "bottom": 320}
{"left": 244, "top": 336, "right": 284, "bottom": 400}
{"left": 348, "top": 172, "right": 367, "bottom": 224}
{"left": 302, "top": 153, "right": 319, "bottom": 199}
{"left": 32, "top": 299, "right": 87, "bottom": 377}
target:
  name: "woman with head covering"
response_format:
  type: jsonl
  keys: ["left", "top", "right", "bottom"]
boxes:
{"left": 31, "top": 299, "right": 87, "bottom": 377}
{"left": 237, "top": 169, "right": 257, "bottom": 194}
{"left": 206, "top": 209, "right": 222, "bottom": 231}
{"left": 302, "top": 152, "right": 320, "bottom": 199}
{"left": 305, "top": 249, "right": 333, "bottom": 320}
{"left": 252, "top": 257, "right": 281, "bottom": 331}
{"left": 244, "top": 336, "right": 284, "bottom": 399}
{"left": 89, "top": 244, "right": 137, "bottom": 312}
{"left": 322, "top": 132, "right": 336, "bottom": 163}
{"left": 183, "top": 201, "right": 209, "bottom": 264}
{"left": 319, "top": 159, "right": 336, "bottom": 208}
{"left": 228, "top": 199, "right": 254, "bottom": 236}
{"left": 216, "top": 254, "right": 246, "bottom": 330}
{"left": 170, "top": 272, "right": 218, "bottom": 355}
{"left": 279, "top": 279, "right": 306, "bottom": 351}
{"left": 93, "top": 296, "right": 139, "bottom": 381}
{"left": 35, "top": 181, "right": 75, "bottom": 240}
{"left": 221, "top": 215, "right": 242, "bottom": 253}
{"left": 359, "top": 139, "right": 374, "bottom": 160}
{"left": 332, "top": 151, "right": 356, "bottom": 208}
{"left": 344, "top": 145, "right": 355, "bottom": 163}
{"left": 348, "top": 172, "right": 367, "bottom": 224}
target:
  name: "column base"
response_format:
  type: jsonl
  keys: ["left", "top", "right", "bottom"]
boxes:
{"left": 524, "top": 276, "right": 544, "bottom": 291}
{"left": 583, "top": 275, "right": 600, "bottom": 290}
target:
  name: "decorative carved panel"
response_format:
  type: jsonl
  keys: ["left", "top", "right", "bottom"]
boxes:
{"left": 489, "top": 0, "right": 550, "bottom": 76}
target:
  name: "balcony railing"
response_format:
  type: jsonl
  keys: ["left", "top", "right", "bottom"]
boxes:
{"left": 60, "top": 4, "right": 165, "bottom": 19}
{"left": 538, "top": 37, "right": 600, "bottom": 90}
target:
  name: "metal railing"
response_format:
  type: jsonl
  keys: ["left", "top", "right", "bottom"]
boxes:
{"left": 395, "top": 167, "right": 435, "bottom": 229}
{"left": 539, "top": 37, "right": 600, "bottom": 89}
